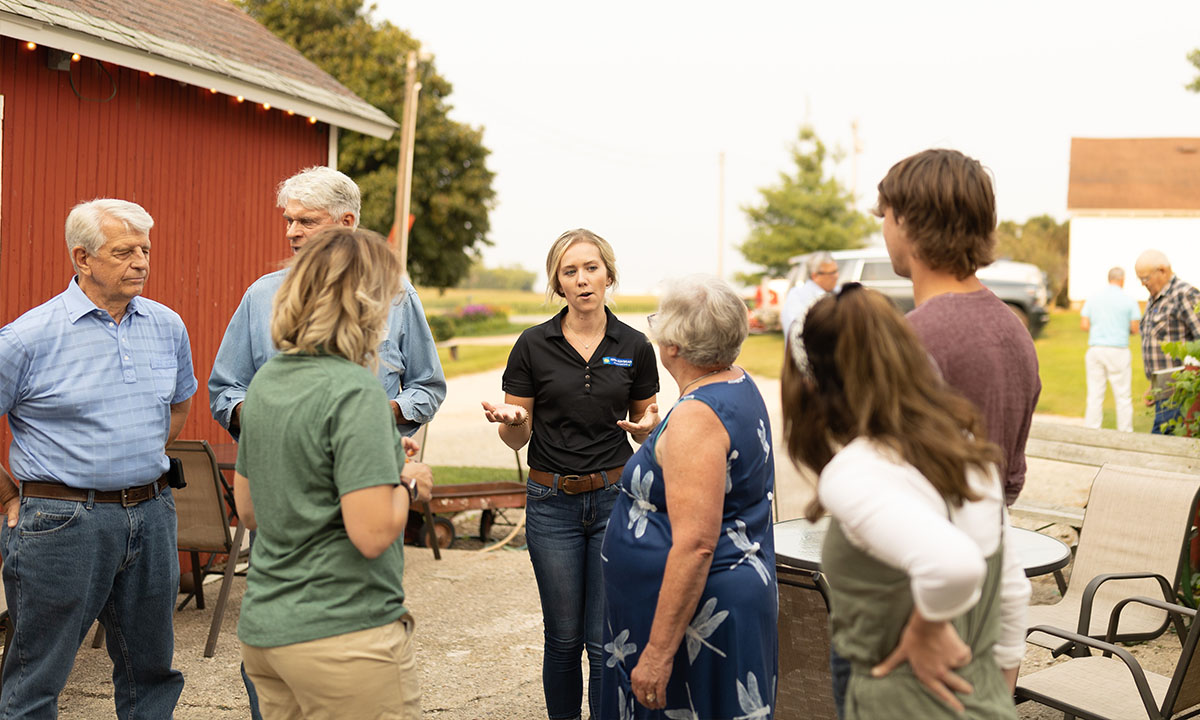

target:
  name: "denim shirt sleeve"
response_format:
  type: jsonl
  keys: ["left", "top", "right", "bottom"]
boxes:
{"left": 208, "top": 289, "right": 259, "bottom": 439}
{"left": 388, "top": 280, "right": 447, "bottom": 436}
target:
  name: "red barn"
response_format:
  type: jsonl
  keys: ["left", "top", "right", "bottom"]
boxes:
{"left": 0, "top": 0, "right": 397, "bottom": 445}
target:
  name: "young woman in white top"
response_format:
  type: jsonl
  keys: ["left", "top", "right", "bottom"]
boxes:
{"left": 781, "top": 283, "right": 1030, "bottom": 719}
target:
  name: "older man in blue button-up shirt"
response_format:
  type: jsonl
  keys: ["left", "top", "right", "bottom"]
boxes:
{"left": 0, "top": 199, "right": 196, "bottom": 718}
{"left": 208, "top": 166, "right": 446, "bottom": 440}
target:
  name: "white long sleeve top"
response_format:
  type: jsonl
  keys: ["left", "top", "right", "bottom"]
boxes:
{"left": 818, "top": 437, "right": 1031, "bottom": 669}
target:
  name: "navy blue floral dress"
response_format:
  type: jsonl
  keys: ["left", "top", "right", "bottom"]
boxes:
{"left": 600, "top": 372, "right": 778, "bottom": 720}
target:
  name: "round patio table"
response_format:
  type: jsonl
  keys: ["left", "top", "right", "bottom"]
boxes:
{"left": 774, "top": 517, "right": 1070, "bottom": 587}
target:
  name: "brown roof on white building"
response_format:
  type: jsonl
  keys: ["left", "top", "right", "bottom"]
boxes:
{"left": 1068, "top": 137, "right": 1200, "bottom": 212}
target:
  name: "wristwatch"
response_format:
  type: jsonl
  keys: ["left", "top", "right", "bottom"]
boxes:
{"left": 400, "top": 475, "right": 420, "bottom": 503}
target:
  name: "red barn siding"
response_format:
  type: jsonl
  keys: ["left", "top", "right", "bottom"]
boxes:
{"left": 0, "top": 36, "right": 330, "bottom": 447}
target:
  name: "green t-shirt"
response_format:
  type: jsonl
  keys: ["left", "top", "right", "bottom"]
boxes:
{"left": 235, "top": 353, "right": 407, "bottom": 647}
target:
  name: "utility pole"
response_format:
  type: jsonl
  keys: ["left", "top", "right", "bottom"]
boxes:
{"left": 850, "top": 118, "right": 862, "bottom": 203}
{"left": 393, "top": 50, "right": 422, "bottom": 280}
{"left": 717, "top": 151, "right": 725, "bottom": 281}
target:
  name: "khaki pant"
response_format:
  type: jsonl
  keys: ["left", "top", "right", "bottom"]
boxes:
{"left": 241, "top": 616, "right": 420, "bottom": 719}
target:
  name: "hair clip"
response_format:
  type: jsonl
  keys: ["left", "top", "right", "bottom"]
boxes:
{"left": 787, "top": 318, "right": 812, "bottom": 379}
{"left": 836, "top": 281, "right": 863, "bottom": 299}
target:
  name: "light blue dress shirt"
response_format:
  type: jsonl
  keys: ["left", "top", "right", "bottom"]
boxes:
{"left": 208, "top": 269, "right": 446, "bottom": 438}
{"left": 0, "top": 279, "right": 197, "bottom": 490}
{"left": 1082, "top": 284, "right": 1141, "bottom": 348}
{"left": 780, "top": 279, "right": 829, "bottom": 336}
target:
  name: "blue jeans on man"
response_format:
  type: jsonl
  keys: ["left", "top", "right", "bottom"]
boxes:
{"left": 0, "top": 490, "right": 184, "bottom": 719}
{"left": 524, "top": 478, "right": 618, "bottom": 720}
{"left": 1153, "top": 397, "right": 1183, "bottom": 435}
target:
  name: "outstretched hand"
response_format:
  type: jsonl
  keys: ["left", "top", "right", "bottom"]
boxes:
{"left": 481, "top": 400, "right": 526, "bottom": 427}
{"left": 871, "top": 610, "right": 973, "bottom": 713}
{"left": 617, "top": 403, "right": 660, "bottom": 439}
{"left": 402, "top": 436, "right": 421, "bottom": 459}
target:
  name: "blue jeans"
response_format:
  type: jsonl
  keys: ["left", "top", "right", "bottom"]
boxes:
{"left": 524, "top": 477, "right": 618, "bottom": 720}
{"left": 830, "top": 646, "right": 850, "bottom": 719}
{"left": 1153, "top": 398, "right": 1183, "bottom": 434}
{"left": 0, "top": 489, "right": 184, "bottom": 719}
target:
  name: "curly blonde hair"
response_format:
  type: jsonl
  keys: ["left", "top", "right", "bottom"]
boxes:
{"left": 271, "top": 227, "right": 402, "bottom": 369}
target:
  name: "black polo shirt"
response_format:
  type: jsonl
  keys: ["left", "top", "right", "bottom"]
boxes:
{"left": 503, "top": 306, "right": 659, "bottom": 475}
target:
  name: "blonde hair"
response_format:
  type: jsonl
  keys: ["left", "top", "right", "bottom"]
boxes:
{"left": 544, "top": 228, "right": 618, "bottom": 303}
{"left": 271, "top": 227, "right": 402, "bottom": 368}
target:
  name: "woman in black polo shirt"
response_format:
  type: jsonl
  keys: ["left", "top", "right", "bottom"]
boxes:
{"left": 482, "top": 228, "right": 659, "bottom": 720}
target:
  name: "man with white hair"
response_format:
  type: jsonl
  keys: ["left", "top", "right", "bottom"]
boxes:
{"left": 780, "top": 251, "right": 839, "bottom": 334}
{"left": 209, "top": 166, "right": 442, "bottom": 718}
{"left": 1081, "top": 267, "right": 1140, "bottom": 432}
{"left": 0, "top": 199, "right": 196, "bottom": 717}
{"left": 1134, "top": 249, "right": 1200, "bottom": 433}
{"left": 209, "top": 166, "right": 446, "bottom": 438}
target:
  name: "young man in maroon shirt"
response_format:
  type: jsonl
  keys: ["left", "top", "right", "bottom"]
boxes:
{"left": 875, "top": 148, "right": 1041, "bottom": 506}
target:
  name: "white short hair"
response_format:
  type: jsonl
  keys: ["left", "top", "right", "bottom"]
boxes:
{"left": 276, "top": 166, "right": 360, "bottom": 228}
{"left": 808, "top": 251, "right": 835, "bottom": 277}
{"left": 65, "top": 199, "right": 154, "bottom": 271}
{"left": 651, "top": 275, "right": 748, "bottom": 368}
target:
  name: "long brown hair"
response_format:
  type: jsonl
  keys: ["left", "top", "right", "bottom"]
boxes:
{"left": 782, "top": 286, "right": 1000, "bottom": 520}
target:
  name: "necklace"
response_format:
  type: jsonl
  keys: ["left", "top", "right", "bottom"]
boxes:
{"left": 679, "top": 366, "right": 732, "bottom": 396}
{"left": 566, "top": 320, "right": 605, "bottom": 350}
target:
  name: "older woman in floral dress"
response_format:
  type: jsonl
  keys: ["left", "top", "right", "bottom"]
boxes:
{"left": 601, "top": 275, "right": 778, "bottom": 720}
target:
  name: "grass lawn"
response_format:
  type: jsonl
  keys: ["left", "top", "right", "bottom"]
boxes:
{"left": 1034, "top": 310, "right": 1153, "bottom": 432}
{"left": 430, "top": 465, "right": 523, "bottom": 485}
{"left": 436, "top": 345, "right": 512, "bottom": 379}
{"left": 736, "top": 333, "right": 786, "bottom": 379}
{"left": 416, "top": 287, "right": 660, "bottom": 315}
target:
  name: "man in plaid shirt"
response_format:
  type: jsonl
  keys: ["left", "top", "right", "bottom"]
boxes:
{"left": 1135, "top": 249, "right": 1200, "bottom": 433}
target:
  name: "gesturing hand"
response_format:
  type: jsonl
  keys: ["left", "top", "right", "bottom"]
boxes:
{"left": 871, "top": 610, "right": 973, "bottom": 712}
{"left": 617, "top": 403, "right": 659, "bottom": 439}
{"left": 481, "top": 401, "right": 526, "bottom": 427}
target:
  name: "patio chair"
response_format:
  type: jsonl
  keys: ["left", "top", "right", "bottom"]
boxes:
{"left": 1017, "top": 596, "right": 1200, "bottom": 719}
{"left": 169, "top": 439, "right": 247, "bottom": 657}
{"left": 776, "top": 564, "right": 837, "bottom": 720}
{"left": 1026, "top": 464, "right": 1200, "bottom": 657}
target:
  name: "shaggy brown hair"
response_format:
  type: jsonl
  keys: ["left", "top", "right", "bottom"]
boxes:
{"left": 782, "top": 285, "right": 1000, "bottom": 520}
{"left": 271, "top": 227, "right": 402, "bottom": 369}
{"left": 874, "top": 149, "right": 996, "bottom": 280}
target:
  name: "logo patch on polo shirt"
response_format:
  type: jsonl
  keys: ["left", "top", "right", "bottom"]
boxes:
{"left": 602, "top": 356, "right": 633, "bottom": 367}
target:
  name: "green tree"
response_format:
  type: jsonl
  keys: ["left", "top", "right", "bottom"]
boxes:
{"left": 994, "top": 215, "right": 1070, "bottom": 307}
{"left": 1187, "top": 48, "right": 1200, "bottom": 92}
{"left": 236, "top": 0, "right": 495, "bottom": 288}
{"left": 739, "top": 125, "right": 876, "bottom": 279}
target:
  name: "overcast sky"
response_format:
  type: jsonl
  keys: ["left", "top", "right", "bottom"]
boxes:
{"left": 376, "top": 1, "right": 1200, "bottom": 294}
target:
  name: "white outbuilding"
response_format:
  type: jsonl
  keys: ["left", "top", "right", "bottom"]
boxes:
{"left": 1067, "top": 137, "right": 1200, "bottom": 304}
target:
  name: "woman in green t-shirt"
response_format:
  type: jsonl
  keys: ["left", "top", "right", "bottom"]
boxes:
{"left": 233, "top": 227, "right": 433, "bottom": 719}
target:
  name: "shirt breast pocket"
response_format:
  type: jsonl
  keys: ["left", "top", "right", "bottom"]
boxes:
{"left": 150, "top": 353, "right": 177, "bottom": 402}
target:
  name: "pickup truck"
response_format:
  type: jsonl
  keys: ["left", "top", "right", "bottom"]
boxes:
{"left": 786, "top": 247, "right": 1050, "bottom": 337}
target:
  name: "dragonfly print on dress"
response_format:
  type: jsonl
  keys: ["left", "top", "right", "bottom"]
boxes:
{"left": 624, "top": 464, "right": 657, "bottom": 538}
{"left": 684, "top": 597, "right": 729, "bottom": 663}
{"left": 726, "top": 519, "right": 770, "bottom": 585}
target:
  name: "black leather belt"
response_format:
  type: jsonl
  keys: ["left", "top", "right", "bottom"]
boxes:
{"left": 22, "top": 477, "right": 168, "bottom": 507}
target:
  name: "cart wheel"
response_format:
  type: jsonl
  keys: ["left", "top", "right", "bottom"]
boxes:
{"left": 479, "top": 509, "right": 495, "bottom": 541}
{"left": 424, "top": 516, "right": 455, "bottom": 549}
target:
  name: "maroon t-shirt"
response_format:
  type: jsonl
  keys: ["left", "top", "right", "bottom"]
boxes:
{"left": 907, "top": 288, "right": 1042, "bottom": 504}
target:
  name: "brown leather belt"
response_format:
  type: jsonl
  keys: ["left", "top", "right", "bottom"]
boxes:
{"left": 529, "top": 466, "right": 625, "bottom": 495}
{"left": 21, "top": 477, "right": 169, "bottom": 507}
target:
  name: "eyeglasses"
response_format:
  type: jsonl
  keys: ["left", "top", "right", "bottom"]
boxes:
{"left": 1137, "top": 269, "right": 1161, "bottom": 284}
{"left": 646, "top": 312, "right": 657, "bottom": 329}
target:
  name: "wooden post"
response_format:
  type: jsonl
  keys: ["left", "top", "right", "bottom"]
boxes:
{"left": 393, "top": 51, "right": 422, "bottom": 281}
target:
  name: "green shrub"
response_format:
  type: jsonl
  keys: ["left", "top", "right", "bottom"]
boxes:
{"left": 426, "top": 314, "right": 457, "bottom": 342}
